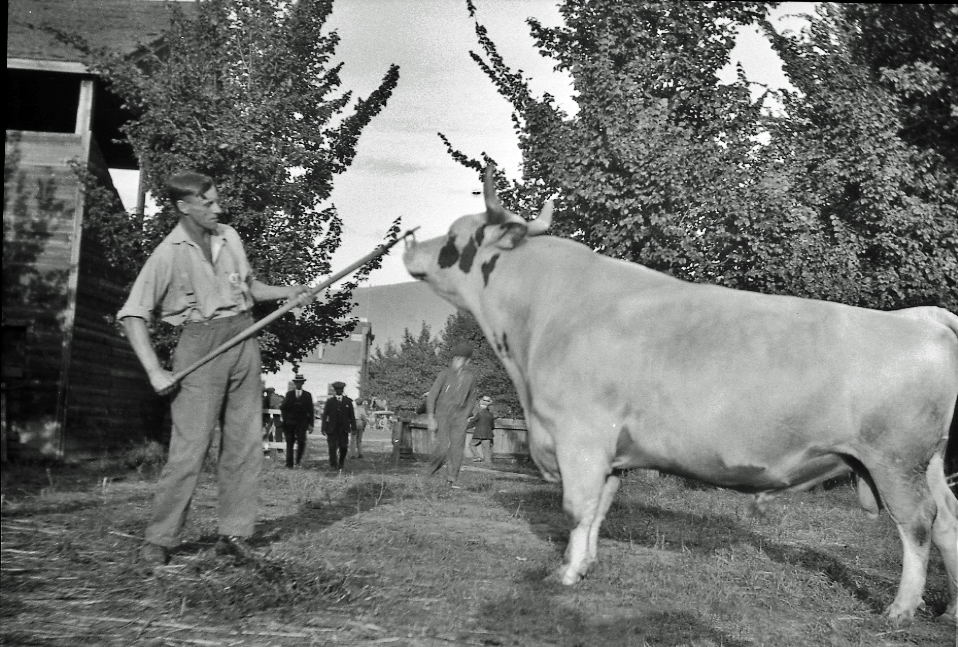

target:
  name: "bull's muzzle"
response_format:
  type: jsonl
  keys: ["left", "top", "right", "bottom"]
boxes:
{"left": 402, "top": 234, "right": 428, "bottom": 281}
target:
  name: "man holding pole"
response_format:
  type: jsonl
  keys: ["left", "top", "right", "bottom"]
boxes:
{"left": 119, "top": 171, "right": 306, "bottom": 566}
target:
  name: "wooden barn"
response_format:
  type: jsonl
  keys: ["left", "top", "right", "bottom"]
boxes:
{"left": 4, "top": 0, "right": 178, "bottom": 460}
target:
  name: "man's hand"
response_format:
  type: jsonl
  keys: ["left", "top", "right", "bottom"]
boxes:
{"left": 148, "top": 369, "right": 178, "bottom": 396}
{"left": 427, "top": 415, "right": 437, "bottom": 432}
{"left": 289, "top": 284, "right": 309, "bottom": 299}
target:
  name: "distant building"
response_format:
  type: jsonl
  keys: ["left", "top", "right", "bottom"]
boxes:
{"left": 264, "top": 319, "right": 374, "bottom": 403}
{"left": 4, "top": 0, "right": 180, "bottom": 460}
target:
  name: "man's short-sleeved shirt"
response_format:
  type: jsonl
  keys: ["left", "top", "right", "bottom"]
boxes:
{"left": 117, "top": 222, "right": 254, "bottom": 326}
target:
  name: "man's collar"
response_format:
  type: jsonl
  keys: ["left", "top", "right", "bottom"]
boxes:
{"left": 170, "top": 220, "right": 225, "bottom": 246}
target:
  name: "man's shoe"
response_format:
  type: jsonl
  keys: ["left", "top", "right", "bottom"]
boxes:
{"left": 140, "top": 542, "right": 168, "bottom": 566}
{"left": 215, "top": 535, "right": 258, "bottom": 560}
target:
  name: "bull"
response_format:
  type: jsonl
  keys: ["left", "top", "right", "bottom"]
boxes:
{"left": 402, "top": 166, "right": 957, "bottom": 624}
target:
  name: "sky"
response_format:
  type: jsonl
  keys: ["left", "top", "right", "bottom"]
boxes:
{"left": 110, "top": 0, "right": 815, "bottom": 287}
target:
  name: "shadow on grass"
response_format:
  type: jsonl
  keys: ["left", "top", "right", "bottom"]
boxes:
{"left": 249, "top": 462, "right": 414, "bottom": 552}
{"left": 492, "top": 484, "right": 893, "bottom": 618}
{"left": 481, "top": 582, "right": 754, "bottom": 647}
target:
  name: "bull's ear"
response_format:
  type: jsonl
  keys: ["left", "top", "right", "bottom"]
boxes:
{"left": 492, "top": 222, "right": 529, "bottom": 250}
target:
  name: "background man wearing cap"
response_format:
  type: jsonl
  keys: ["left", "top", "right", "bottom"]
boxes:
{"left": 467, "top": 396, "right": 496, "bottom": 465}
{"left": 321, "top": 381, "right": 356, "bottom": 471}
{"left": 280, "top": 374, "right": 314, "bottom": 468}
{"left": 423, "top": 342, "right": 478, "bottom": 486}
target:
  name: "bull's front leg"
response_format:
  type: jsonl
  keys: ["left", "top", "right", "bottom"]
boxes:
{"left": 557, "top": 457, "right": 621, "bottom": 585}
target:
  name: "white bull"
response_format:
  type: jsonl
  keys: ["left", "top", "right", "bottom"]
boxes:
{"left": 402, "top": 167, "right": 957, "bottom": 624}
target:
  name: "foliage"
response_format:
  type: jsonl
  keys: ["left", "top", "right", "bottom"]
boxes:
{"left": 446, "top": 1, "right": 957, "bottom": 312}
{"left": 844, "top": 4, "right": 958, "bottom": 175}
{"left": 362, "top": 311, "right": 522, "bottom": 418}
{"left": 758, "top": 3, "right": 958, "bottom": 309}
{"left": 55, "top": 0, "right": 400, "bottom": 370}
{"left": 362, "top": 323, "right": 443, "bottom": 414}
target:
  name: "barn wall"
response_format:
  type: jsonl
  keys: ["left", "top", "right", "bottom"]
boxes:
{"left": 64, "top": 232, "right": 164, "bottom": 456}
{"left": 4, "top": 130, "right": 83, "bottom": 457}
{"left": 61, "top": 137, "right": 163, "bottom": 457}
{"left": 4, "top": 131, "right": 162, "bottom": 459}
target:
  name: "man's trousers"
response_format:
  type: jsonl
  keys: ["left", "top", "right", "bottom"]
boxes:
{"left": 423, "top": 413, "right": 468, "bottom": 483}
{"left": 284, "top": 425, "right": 307, "bottom": 467}
{"left": 327, "top": 431, "right": 348, "bottom": 469}
{"left": 145, "top": 314, "right": 262, "bottom": 547}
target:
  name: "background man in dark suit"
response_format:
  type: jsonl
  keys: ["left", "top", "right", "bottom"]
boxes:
{"left": 280, "top": 374, "right": 314, "bottom": 468}
{"left": 322, "top": 381, "right": 356, "bottom": 471}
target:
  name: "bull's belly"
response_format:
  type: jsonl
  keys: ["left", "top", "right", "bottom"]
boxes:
{"left": 611, "top": 445, "right": 852, "bottom": 493}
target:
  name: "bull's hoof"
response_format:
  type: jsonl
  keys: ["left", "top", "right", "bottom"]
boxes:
{"left": 552, "top": 564, "right": 583, "bottom": 586}
{"left": 883, "top": 603, "right": 916, "bottom": 626}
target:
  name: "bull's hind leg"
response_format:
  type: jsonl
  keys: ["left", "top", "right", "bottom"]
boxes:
{"left": 927, "top": 452, "right": 958, "bottom": 621}
{"left": 866, "top": 461, "right": 938, "bottom": 623}
{"left": 555, "top": 446, "right": 619, "bottom": 585}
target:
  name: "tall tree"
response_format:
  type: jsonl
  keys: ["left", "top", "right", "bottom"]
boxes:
{"left": 58, "top": 0, "right": 401, "bottom": 370}
{"left": 845, "top": 4, "right": 958, "bottom": 175}
{"left": 362, "top": 323, "right": 443, "bottom": 414}
{"left": 448, "top": 0, "right": 776, "bottom": 287}
{"left": 449, "top": 1, "right": 956, "bottom": 311}
{"left": 760, "top": 3, "right": 958, "bottom": 309}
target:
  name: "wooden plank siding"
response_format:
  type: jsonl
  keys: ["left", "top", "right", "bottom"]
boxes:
{"left": 4, "top": 131, "right": 83, "bottom": 456}
{"left": 64, "top": 228, "right": 163, "bottom": 456}
{"left": 4, "top": 130, "right": 161, "bottom": 460}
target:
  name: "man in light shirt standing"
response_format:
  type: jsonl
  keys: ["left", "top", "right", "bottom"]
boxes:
{"left": 118, "top": 171, "right": 306, "bottom": 565}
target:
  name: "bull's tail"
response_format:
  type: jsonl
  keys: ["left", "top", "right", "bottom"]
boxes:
{"left": 948, "top": 396, "right": 958, "bottom": 494}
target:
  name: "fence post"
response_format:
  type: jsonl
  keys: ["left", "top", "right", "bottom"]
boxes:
{"left": 391, "top": 419, "right": 405, "bottom": 466}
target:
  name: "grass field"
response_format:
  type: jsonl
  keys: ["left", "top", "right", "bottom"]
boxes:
{"left": 0, "top": 443, "right": 953, "bottom": 647}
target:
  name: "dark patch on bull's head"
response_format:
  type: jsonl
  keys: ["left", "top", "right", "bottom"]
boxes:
{"left": 474, "top": 225, "right": 485, "bottom": 247}
{"left": 459, "top": 236, "right": 478, "bottom": 273}
{"left": 438, "top": 234, "right": 460, "bottom": 269}
{"left": 481, "top": 253, "right": 500, "bottom": 287}
{"left": 912, "top": 525, "right": 929, "bottom": 546}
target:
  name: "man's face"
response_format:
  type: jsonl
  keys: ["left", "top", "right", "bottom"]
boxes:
{"left": 452, "top": 356, "right": 468, "bottom": 370}
{"left": 178, "top": 186, "right": 223, "bottom": 233}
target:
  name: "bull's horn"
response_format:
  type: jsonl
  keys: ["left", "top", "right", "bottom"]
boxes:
{"left": 526, "top": 199, "right": 553, "bottom": 236}
{"left": 483, "top": 164, "right": 509, "bottom": 225}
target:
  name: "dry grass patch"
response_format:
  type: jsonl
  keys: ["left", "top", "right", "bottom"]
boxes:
{"left": 1, "top": 449, "right": 953, "bottom": 646}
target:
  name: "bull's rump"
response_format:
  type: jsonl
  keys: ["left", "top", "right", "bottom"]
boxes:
{"left": 522, "top": 280, "right": 958, "bottom": 492}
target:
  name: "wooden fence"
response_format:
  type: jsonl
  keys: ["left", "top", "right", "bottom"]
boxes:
{"left": 393, "top": 416, "right": 530, "bottom": 462}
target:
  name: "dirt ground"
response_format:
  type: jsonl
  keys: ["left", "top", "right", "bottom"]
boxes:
{"left": 1, "top": 426, "right": 954, "bottom": 647}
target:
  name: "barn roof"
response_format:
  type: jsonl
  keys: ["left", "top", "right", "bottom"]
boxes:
{"left": 7, "top": 0, "right": 190, "bottom": 70}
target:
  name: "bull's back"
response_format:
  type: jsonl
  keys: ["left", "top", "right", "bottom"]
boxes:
{"left": 508, "top": 250, "right": 957, "bottom": 489}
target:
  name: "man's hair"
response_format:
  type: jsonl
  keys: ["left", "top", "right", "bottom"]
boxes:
{"left": 166, "top": 171, "right": 214, "bottom": 204}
